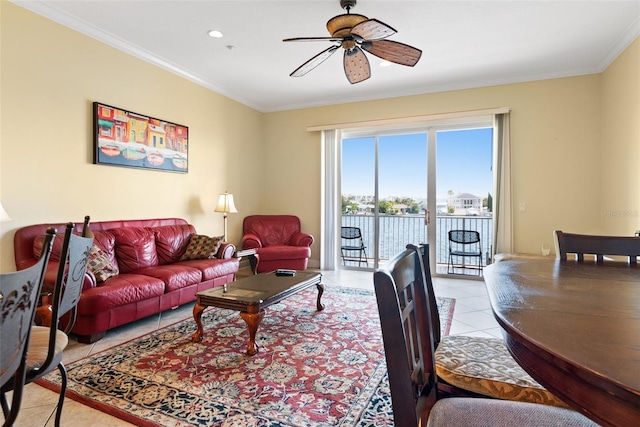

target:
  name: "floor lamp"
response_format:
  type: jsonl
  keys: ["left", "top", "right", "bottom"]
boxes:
{"left": 214, "top": 192, "right": 237, "bottom": 241}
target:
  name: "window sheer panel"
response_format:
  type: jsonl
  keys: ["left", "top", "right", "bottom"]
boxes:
{"left": 321, "top": 129, "right": 341, "bottom": 270}
{"left": 492, "top": 113, "right": 513, "bottom": 256}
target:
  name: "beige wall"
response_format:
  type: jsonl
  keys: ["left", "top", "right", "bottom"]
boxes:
{"left": 1, "top": 2, "right": 638, "bottom": 271}
{"left": 600, "top": 37, "right": 640, "bottom": 235}
{"left": 0, "top": 3, "right": 265, "bottom": 271}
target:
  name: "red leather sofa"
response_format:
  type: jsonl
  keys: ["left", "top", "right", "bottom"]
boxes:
{"left": 14, "top": 218, "right": 239, "bottom": 343}
{"left": 241, "top": 215, "right": 313, "bottom": 273}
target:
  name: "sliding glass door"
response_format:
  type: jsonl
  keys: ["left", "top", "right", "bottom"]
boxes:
{"left": 340, "top": 123, "right": 493, "bottom": 276}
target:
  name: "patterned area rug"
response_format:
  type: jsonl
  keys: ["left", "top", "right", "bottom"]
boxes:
{"left": 38, "top": 286, "right": 454, "bottom": 426}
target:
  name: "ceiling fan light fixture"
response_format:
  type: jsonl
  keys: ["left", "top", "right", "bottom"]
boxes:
{"left": 326, "top": 14, "right": 368, "bottom": 38}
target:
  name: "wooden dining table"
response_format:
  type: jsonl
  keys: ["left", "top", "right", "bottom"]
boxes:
{"left": 483, "top": 257, "right": 640, "bottom": 427}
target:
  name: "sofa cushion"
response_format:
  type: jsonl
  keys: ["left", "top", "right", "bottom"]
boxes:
{"left": 110, "top": 227, "right": 159, "bottom": 273}
{"left": 152, "top": 224, "right": 195, "bottom": 264}
{"left": 179, "top": 234, "right": 224, "bottom": 260}
{"left": 87, "top": 245, "right": 119, "bottom": 282}
{"left": 78, "top": 274, "right": 166, "bottom": 313}
{"left": 135, "top": 264, "right": 202, "bottom": 293}
{"left": 256, "top": 245, "right": 311, "bottom": 261}
{"left": 177, "top": 258, "right": 240, "bottom": 281}
{"left": 33, "top": 232, "right": 66, "bottom": 262}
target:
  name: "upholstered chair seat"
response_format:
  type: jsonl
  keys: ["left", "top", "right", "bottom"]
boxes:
{"left": 427, "top": 398, "right": 600, "bottom": 427}
{"left": 26, "top": 326, "right": 68, "bottom": 371}
{"left": 435, "top": 335, "right": 567, "bottom": 407}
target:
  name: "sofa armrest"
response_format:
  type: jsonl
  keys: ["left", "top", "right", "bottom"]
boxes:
{"left": 289, "top": 231, "right": 314, "bottom": 247}
{"left": 242, "top": 233, "right": 263, "bottom": 249}
{"left": 218, "top": 242, "right": 236, "bottom": 259}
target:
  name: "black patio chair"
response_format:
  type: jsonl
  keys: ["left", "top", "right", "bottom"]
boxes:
{"left": 341, "top": 226, "right": 368, "bottom": 266}
{"left": 447, "top": 230, "right": 482, "bottom": 276}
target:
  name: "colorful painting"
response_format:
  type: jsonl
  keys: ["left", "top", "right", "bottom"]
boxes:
{"left": 93, "top": 102, "right": 188, "bottom": 173}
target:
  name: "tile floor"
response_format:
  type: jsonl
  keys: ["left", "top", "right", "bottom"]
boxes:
{"left": 10, "top": 268, "right": 501, "bottom": 426}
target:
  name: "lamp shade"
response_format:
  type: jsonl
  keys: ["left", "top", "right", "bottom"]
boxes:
{"left": 214, "top": 192, "right": 238, "bottom": 214}
{"left": 0, "top": 202, "right": 11, "bottom": 222}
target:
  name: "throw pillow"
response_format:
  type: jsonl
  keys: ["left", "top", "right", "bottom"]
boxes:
{"left": 87, "top": 244, "right": 119, "bottom": 282}
{"left": 179, "top": 234, "right": 224, "bottom": 260}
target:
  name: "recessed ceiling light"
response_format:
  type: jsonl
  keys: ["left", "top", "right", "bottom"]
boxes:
{"left": 207, "top": 30, "right": 223, "bottom": 38}
{"left": 380, "top": 61, "right": 392, "bottom": 67}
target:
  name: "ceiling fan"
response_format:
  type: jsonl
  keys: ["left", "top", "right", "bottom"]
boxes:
{"left": 283, "top": 0, "right": 422, "bottom": 84}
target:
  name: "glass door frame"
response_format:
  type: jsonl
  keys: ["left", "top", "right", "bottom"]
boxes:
{"left": 341, "top": 128, "right": 429, "bottom": 271}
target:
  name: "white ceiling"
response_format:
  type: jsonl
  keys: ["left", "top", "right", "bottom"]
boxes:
{"left": 13, "top": 0, "right": 640, "bottom": 112}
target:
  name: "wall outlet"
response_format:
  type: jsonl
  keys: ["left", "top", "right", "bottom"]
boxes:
{"left": 519, "top": 203, "right": 526, "bottom": 212}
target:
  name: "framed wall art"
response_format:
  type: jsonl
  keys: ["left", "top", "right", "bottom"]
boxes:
{"left": 93, "top": 102, "right": 188, "bottom": 173}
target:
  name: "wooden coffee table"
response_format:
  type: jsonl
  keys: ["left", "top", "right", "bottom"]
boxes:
{"left": 191, "top": 271, "right": 324, "bottom": 355}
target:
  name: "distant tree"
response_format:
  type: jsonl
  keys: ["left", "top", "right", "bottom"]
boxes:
{"left": 393, "top": 197, "right": 420, "bottom": 214}
{"left": 378, "top": 200, "right": 394, "bottom": 214}
{"left": 342, "top": 195, "right": 359, "bottom": 214}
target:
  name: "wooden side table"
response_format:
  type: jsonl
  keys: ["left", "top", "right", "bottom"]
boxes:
{"left": 235, "top": 248, "right": 259, "bottom": 275}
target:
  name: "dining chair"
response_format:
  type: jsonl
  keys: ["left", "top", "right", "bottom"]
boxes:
{"left": 22, "top": 218, "right": 93, "bottom": 426}
{"left": 554, "top": 229, "right": 640, "bottom": 264}
{"left": 1, "top": 228, "right": 55, "bottom": 427}
{"left": 373, "top": 243, "right": 601, "bottom": 427}
{"left": 447, "top": 230, "right": 482, "bottom": 276}
{"left": 340, "top": 226, "right": 368, "bottom": 266}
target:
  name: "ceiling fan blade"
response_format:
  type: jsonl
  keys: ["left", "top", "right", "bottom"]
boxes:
{"left": 361, "top": 40, "right": 422, "bottom": 67}
{"left": 351, "top": 19, "right": 396, "bottom": 41}
{"left": 343, "top": 47, "right": 371, "bottom": 84}
{"left": 283, "top": 37, "right": 344, "bottom": 43}
{"left": 290, "top": 45, "right": 340, "bottom": 77}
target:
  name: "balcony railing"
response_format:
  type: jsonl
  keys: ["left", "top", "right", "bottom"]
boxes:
{"left": 341, "top": 214, "right": 494, "bottom": 268}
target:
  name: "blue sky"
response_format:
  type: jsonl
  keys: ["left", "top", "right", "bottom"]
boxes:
{"left": 342, "top": 128, "right": 493, "bottom": 200}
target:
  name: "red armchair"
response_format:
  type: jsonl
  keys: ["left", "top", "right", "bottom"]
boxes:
{"left": 241, "top": 215, "right": 314, "bottom": 273}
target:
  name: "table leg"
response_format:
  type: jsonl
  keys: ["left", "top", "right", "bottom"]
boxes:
{"left": 249, "top": 254, "right": 259, "bottom": 275}
{"left": 316, "top": 283, "right": 325, "bottom": 311}
{"left": 239, "top": 310, "right": 265, "bottom": 355}
{"left": 191, "top": 302, "right": 206, "bottom": 342}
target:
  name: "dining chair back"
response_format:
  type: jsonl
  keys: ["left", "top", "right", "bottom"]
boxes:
{"left": 447, "top": 230, "right": 482, "bottom": 275}
{"left": 554, "top": 230, "right": 640, "bottom": 264}
{"left": 374, "top": 243, "right": 439, "bottom": 426}
{"left": 340, "top": 226, "right": 368, "bottom": 266}
{"left": 23, "top": 217, "right": 93, "bottom": 427}
{"left": 0, "top": 228, "right": 55, "bottom": 427}
{"left": 374, "top": 243, "right": 602, "bottom": 427}
{"left": 57, "top": 216, "right": 94, "bottom": 333}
